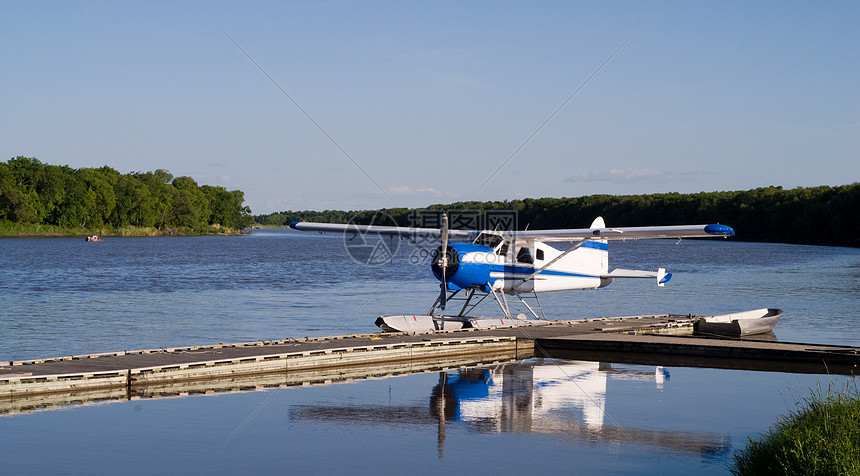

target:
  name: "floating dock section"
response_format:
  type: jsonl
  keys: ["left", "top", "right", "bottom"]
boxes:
{"left": 536, "top": 333, "right": 860, "bottom": 374}
{"left": 2, "top": 314, "right": 858, "bottom": 415}
{"left": 1, "top": 335, "right": 524, "bottom": 397}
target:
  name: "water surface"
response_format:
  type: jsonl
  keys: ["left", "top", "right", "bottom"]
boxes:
{"left": 1, "top": 231, "right": 857, "bottom": 474}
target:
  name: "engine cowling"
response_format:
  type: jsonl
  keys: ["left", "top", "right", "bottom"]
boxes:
{"left": 430, "top": 245, "right": 459, "bottom": 282}
{"left": 431, "top": 243, "right": 496, "bottom": 292}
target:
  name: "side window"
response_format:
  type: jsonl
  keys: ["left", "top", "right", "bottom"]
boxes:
{"left": 536, "top": 248, "right": 544, "bottom": 261}
{"left": 497, "top": 244, "right": 509, "bottom": 256}
{"left": 517, "top": 247, "right": 534, "bottom": 264}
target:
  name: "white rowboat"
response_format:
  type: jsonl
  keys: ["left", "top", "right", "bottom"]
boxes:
{"left": 693, "top": 308, "right": 782, "bottom": 337}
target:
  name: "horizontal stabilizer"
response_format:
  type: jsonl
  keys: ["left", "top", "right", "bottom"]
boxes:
{"left": 603, "top": 268, "right": 658, "bottom": 278}
{"left": 602, "top": 268, "right": 672, "bottom": 286}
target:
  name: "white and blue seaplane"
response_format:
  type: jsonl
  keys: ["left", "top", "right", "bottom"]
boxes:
{"left": 290, "top": 216, "right": 735, "bottom": 332}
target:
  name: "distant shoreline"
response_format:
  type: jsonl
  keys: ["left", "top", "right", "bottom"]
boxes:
{"left": 254, "top": 184, "right": 860, "bottom": 249}
{"left": 0, "top": 224, "right": 246, "bottom": 238}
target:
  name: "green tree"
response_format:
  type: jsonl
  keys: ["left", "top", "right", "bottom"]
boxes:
{"left": 134, "top": 169, "right": 176, "bottom": 229}
{"left": 169, "top": 176, "right": 209, "bottom": 230}
{"left": 201, "top": 185, "right": 252, "bottom": 229}
{"left": 263, "top": 213, "right": 287, "bottom": 226}
{"left": 112, "top": 173, "right": 156, "bottom": 227}
{"left": 75, "top": 168, "right": 117, "bottom": 228}
{"left": 0, "top": 157, "right": 48, "bottom": 223}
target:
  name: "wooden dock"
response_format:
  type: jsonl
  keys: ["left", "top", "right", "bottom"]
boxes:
{"left": 536, "top": 333, "right": 860, "bottom": 375}
{"left": 2, "top": 314, "right": 857, "bottom": 415}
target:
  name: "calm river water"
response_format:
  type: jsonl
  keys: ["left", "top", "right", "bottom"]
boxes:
{"left": 1, "top": 230, "right": 858, "bottom": 474}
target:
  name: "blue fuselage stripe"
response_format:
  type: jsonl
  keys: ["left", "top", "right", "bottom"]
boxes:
{"left": 580, "top": 241, "right": 608, "bottom": 251}
{"left": 491, "top": 265, "right": 598, "bottom": 279}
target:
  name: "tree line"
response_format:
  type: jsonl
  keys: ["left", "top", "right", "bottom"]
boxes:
{"left": 257, "top": 184, "right": 860, "bottom": 248}
{"left": 0, "top": 157, "right": 252, "bottom": 233}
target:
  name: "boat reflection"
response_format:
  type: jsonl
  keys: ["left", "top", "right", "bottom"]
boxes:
{"left": 291, "top": 359, "right": 729, "bottom": 458}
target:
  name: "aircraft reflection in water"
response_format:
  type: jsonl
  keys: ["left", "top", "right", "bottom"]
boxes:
{"left": 431, "top": 359, "right": 667, "bottom": 432}
{"left": 289, "top": 359, "right": 729, "bottom": 458}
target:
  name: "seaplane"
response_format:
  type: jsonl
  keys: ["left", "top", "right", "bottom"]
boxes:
{"left": 289, "top": 215, "right": 735, "bottom": 332}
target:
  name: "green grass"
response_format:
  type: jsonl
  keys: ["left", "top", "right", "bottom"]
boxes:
{"left": 249, "top": 224, "right": 290, "bottom": 229}
{"left": 0, "top": 222, "right": 73, "bottom": 237}
{"left": 730, "top": 379, "right": 860, "bottom": 475}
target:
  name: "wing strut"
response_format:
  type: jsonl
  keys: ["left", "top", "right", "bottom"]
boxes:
{"left": 489, "top": 285, "right": 512, "bottom": 318}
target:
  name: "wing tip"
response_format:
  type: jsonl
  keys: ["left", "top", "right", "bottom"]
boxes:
{"left": 704, "top": 224, "right": 735, "bottom": 237}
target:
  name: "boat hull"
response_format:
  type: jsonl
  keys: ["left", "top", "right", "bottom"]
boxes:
{"left": 694, "top": 308, "right": 782, "bottom": 337}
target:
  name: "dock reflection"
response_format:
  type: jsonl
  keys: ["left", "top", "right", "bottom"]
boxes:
{"left": 290, "top": 359, "right": 730, "bottom": 458}
{"left": 1, "top": 350, "right": 523, "bottom": 416}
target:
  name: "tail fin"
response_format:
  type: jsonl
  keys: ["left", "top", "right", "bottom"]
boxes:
{"left": 564, "top": 216, "right": 608, "bottom": 275}
{"left": 589, "top": 217, "right": 608, "bottom": 274}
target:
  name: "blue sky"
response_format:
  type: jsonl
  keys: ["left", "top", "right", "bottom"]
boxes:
{"left": 3, "top": 1, "right": 858, "bottom": 214}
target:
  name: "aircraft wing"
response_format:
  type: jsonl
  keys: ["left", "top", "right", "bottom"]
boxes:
{"left": 290, "top": 221, "right": 734, "bottom": 241}
{"left": 288, "top": 221, "right": 476, "bottom": 240}
{"left": 508, "top": 224, "right": 734, "bottom": 242}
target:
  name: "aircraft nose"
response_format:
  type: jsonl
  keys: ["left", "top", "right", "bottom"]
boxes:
{"left": 431, "top": 246, "right": 459, "bottom": 281}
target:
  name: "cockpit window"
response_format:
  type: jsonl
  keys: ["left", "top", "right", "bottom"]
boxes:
{"left": 517, "top": 247, "right": 534, "bottom": 264}
{"left": 475, "top": 232, "right": 503, "bottom": 249}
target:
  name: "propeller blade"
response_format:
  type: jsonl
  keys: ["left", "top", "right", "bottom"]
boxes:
{"left": 439, "top": 213, "right": 449, "bottom": 310}
{"left": 440, "top": 213, "right": 449, "bottom": 256}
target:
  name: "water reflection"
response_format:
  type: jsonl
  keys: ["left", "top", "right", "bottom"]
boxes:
{"left": 291, "top": 359, "right": 729, "bottom": 458}
{"left": 1, "top": 351, "right": 522, "bottom": 416}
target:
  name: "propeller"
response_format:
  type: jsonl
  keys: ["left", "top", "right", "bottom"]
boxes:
{"left": 438, "top": 213, "right": 449, "bottom": 310}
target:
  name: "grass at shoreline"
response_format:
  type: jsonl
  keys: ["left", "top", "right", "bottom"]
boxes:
{"left": 729, "top": 380, "right": 860, "bottom": 475}
{"left": 0, "top": 223, "right": 245, "bottom": 238}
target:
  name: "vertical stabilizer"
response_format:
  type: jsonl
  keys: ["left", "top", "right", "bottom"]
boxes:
{"left": 590, "top": 216, "right": 609, "bottom": 274}
{"left": 561, "top": 217, "right": 608, "bottom": 275}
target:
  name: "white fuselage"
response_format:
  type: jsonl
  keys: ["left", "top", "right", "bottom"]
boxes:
{"left": 442, "top": 238, "right": 610, "bottom": 295}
